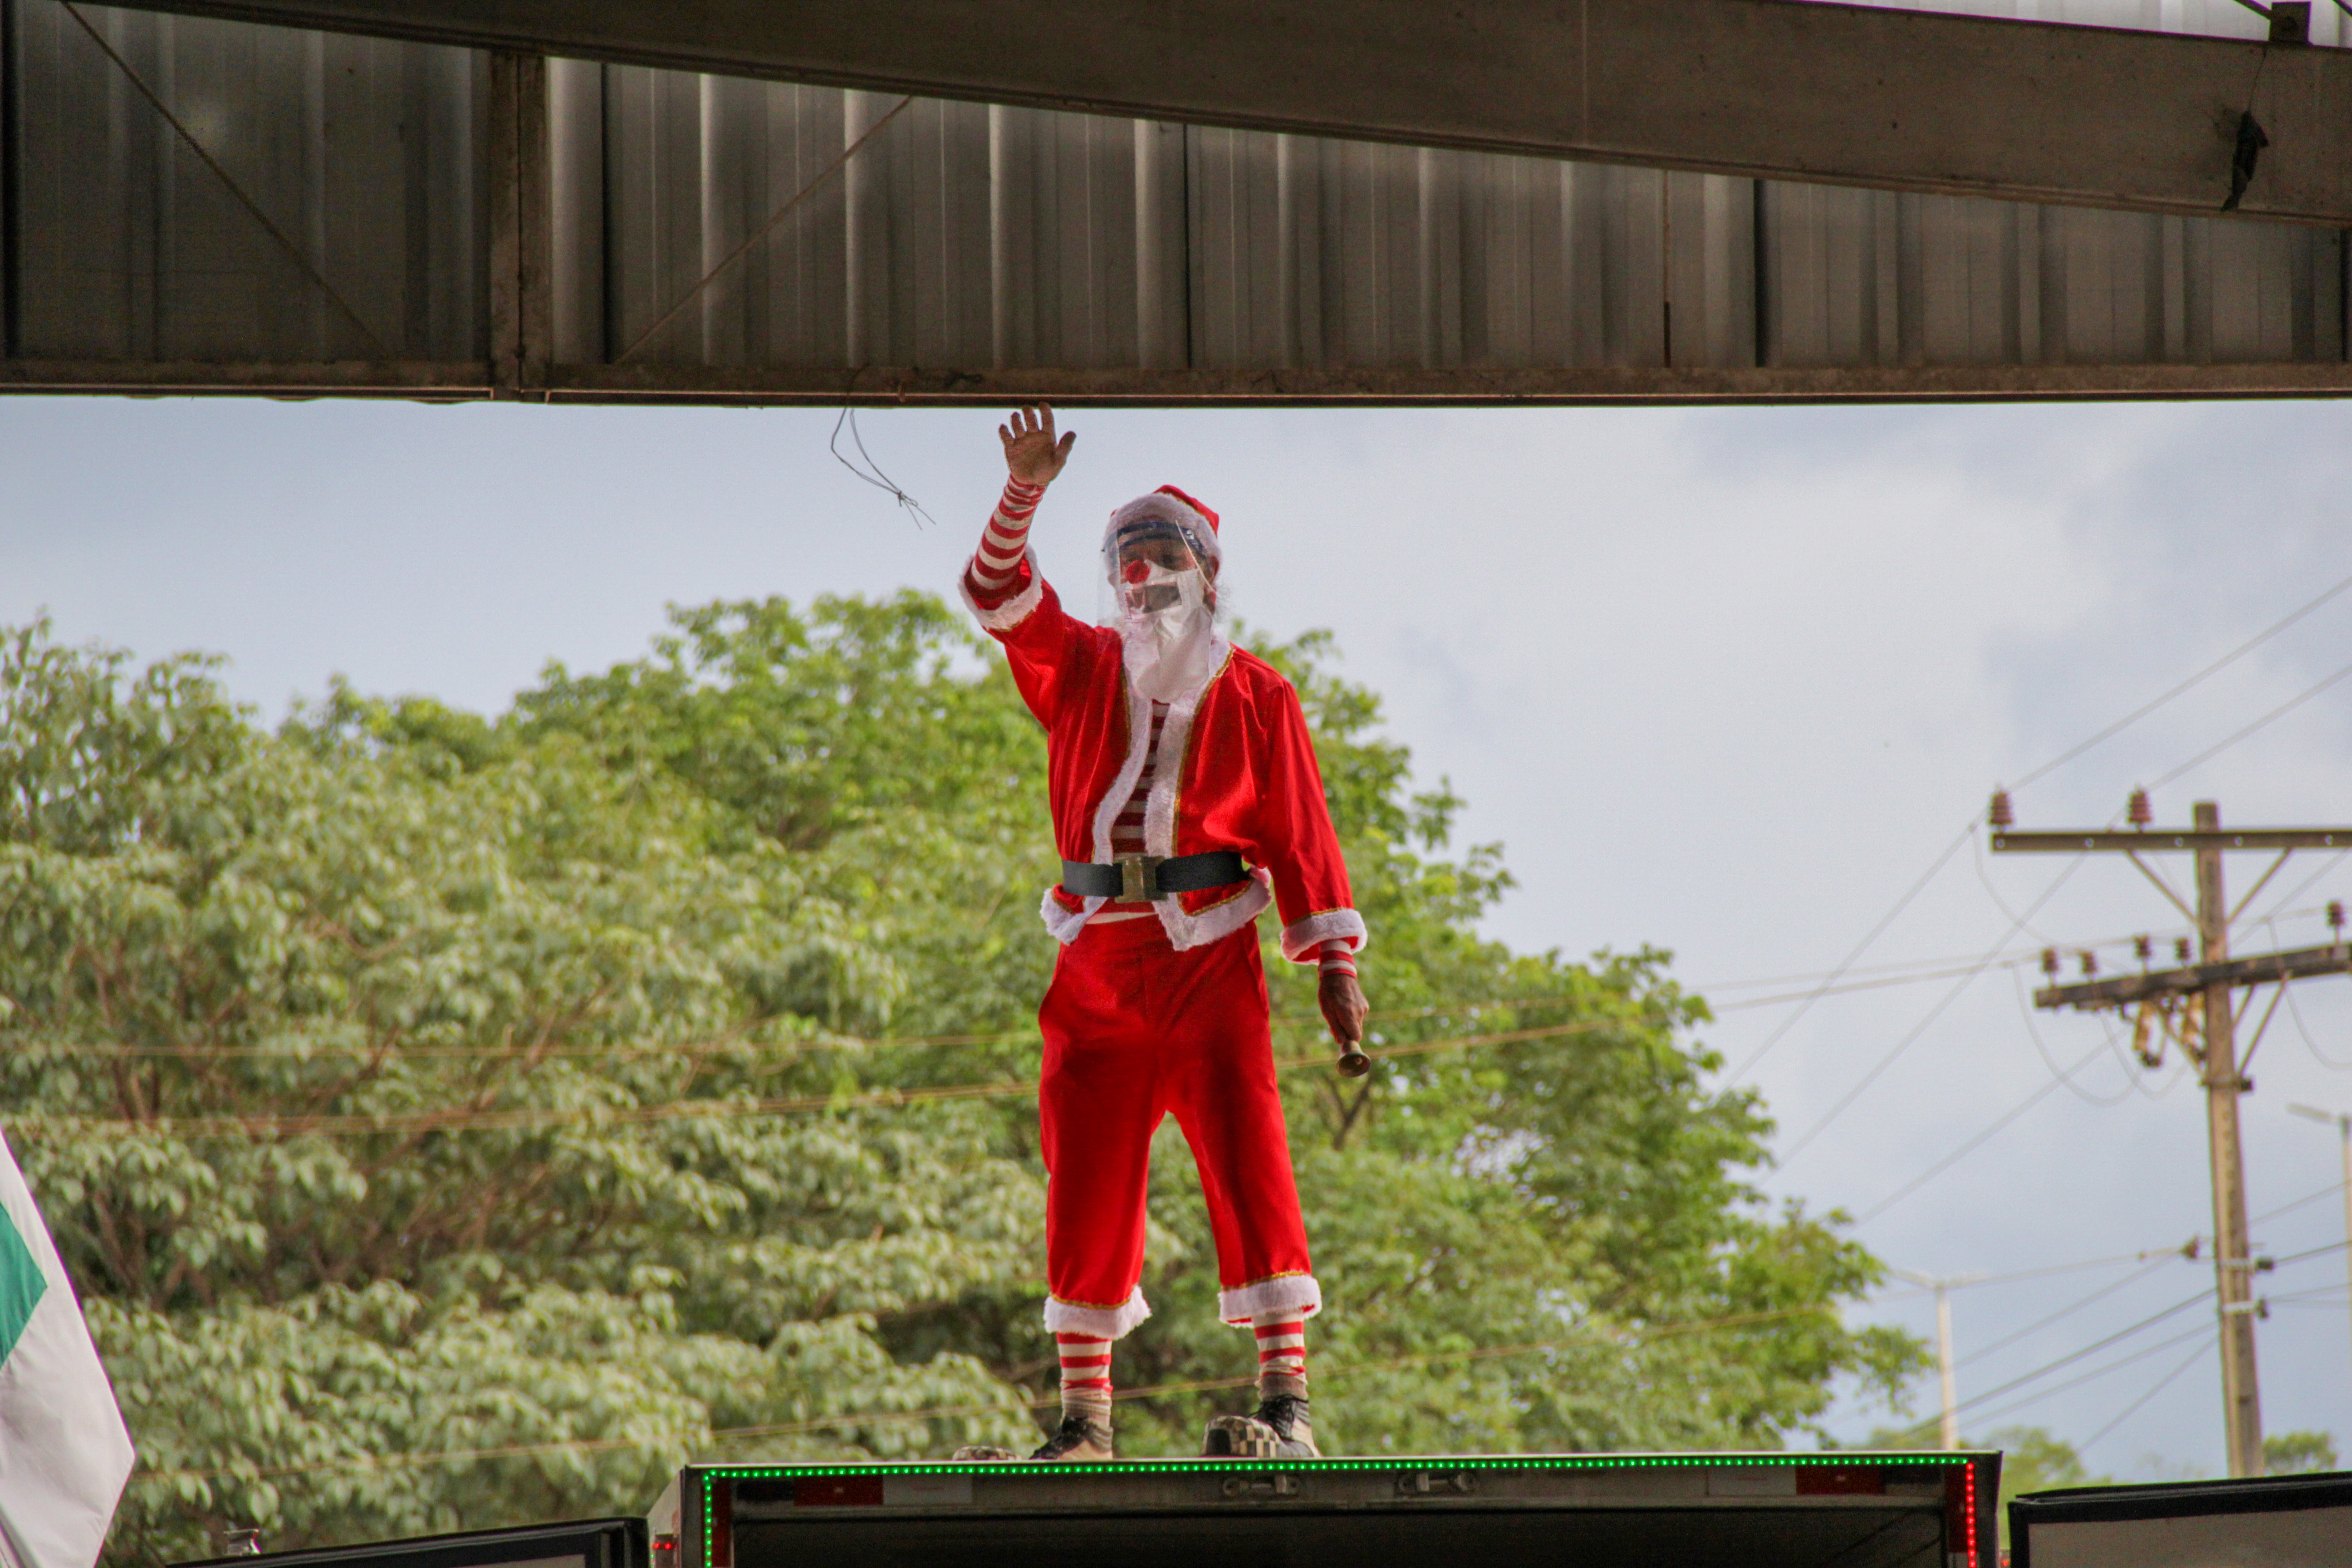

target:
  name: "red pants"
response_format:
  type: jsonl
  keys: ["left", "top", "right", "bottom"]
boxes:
{"left": 1038, "top": 915, "right": 1317, "bottom": 1340}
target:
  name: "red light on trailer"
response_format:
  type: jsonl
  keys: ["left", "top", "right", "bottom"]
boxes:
{"left": 1967, "top": 1460, "right": 1980, "bottom": 1568}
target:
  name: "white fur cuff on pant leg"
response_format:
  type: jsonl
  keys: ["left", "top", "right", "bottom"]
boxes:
{"left": 1044, "top": 1286, "right": 1152, "bottom": 1341}
{"left": 1218, "top": 1274, "right": 1322, "bottom": 1326}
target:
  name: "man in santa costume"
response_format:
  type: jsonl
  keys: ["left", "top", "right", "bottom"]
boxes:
{"left": 954, "top": 406, "right": 1369, "bottom": 1463}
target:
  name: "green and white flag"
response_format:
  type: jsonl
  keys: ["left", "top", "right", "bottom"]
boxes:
{"left": 0, "top": 1128, "right": 133, "bottom": 1568}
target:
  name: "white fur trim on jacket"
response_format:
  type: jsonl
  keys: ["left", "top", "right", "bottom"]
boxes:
{"left": 1042, "top": 633, "right": 1266, "bottom": 948}
{"left": 1138, "top": 642, "right": 1271, "bottom": 952}
{"left": 1279, "top": 908, "right": 1368, "bottom": 963}
{"left": 1217, "top": 1274, "right": 1322, "bottom": 1327}
{"left": 1044, "top": 1286, "right": 1153, "bottom": 1341}
{"left": 1106, "top": 492, "right": 1221, "bottom": 564}
{"left": 959, "top": 548, "right": 1046, "bottom": 631}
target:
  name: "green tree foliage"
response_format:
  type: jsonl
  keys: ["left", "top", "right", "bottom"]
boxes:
{"left": 0, "top": 602, "right": 1921, "bottom": 1564}
{"left": 2264, "top": 1430, "right": 2339, "bottom": 1474}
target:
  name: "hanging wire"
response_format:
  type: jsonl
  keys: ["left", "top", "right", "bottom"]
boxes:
{"left": 2284, "top": 979, "right": 2352, "bottom": 1070}
{"left": 831, "top": 406, "right": 938, "bottom": 527}
{"left": 2011, "top": 968, "right": 2135, "bottom": 1107}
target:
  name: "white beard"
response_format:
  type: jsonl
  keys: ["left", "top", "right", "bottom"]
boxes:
{"left": 1120, "top": 567, "right": 1220, "bottom": 702}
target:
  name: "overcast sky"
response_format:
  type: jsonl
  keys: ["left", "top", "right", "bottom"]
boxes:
{"left": 8, "top": 393, "right": 2352, "bottom": 1477}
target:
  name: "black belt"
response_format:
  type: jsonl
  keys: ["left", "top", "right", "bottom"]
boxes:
{"left": 1062, "top": 850, "right": 1248, "bottom": 903}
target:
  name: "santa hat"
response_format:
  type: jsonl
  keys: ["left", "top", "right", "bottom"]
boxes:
{"left": 1106, "top": 485, "right": 1222, "bottom": 564}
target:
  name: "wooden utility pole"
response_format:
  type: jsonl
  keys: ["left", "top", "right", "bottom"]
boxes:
{"left": 1992, "top": 796, "right": 2352, "bottom": 1479}
{"left": 2190, "top": 801, "right": 2264, "bottom": 1477}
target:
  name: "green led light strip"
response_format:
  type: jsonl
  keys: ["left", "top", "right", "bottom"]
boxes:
{"left": 698, "top": 1454, "right": 1985, "bottom": 1568}
{"left": 706, "top": 1452, "right": 1971, "bottom": 1481}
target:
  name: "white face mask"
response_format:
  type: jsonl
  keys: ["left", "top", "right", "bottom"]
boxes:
{"left": 1119, "top": 562, "right": 1219, "bottom": 701}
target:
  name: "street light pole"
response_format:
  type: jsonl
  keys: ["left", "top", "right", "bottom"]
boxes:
{"left": 2287, "top": 1103, "right": 2352, "bottom": 1392}
{"left": 1895, "top": 1269, "right": 1984, "bottom": 1449}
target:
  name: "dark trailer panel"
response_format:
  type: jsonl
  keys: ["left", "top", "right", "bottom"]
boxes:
{"left": 667, "top": 1454, "right": 1999, "bottom": 1568}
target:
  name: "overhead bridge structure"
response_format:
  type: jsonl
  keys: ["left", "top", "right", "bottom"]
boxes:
{"left": 5, "top": 0, "right": 2352, "bottom": 404}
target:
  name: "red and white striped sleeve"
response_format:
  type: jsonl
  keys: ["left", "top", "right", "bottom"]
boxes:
{"left": 965, "top": 477, "right": 1046, "bottom": 607}
{"left": 1318, "top": 940, "right": 1357, "bottom": 979}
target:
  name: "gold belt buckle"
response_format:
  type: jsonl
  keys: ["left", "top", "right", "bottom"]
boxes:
{"left": 1116, "top": 853, "right": 1163, "bottom": 902}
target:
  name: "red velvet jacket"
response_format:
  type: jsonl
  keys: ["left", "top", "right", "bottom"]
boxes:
{"left": 963, "top": 551, "right": 1367, "bottom": 961}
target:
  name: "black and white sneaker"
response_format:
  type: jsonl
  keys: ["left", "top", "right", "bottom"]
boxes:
{"left": 1029, "top": 1412, "right": 1114, "bottom": 1461}
{"left": 1201, "top": 1395, "right": 1318, "bottom": 1460}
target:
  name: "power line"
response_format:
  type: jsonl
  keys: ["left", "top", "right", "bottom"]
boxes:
{"left": 1928, "top": 1286, "right": 2217, "bottom": 1419}
{"left": 2254, "top": 1177, "right": 2349, "bottom": 1226}
{"left": 1877, "top": 1246, "right": 2189, "bottom": 1303}
{"left": 21, "top": 1016, "right": 1656, "bottom": 1140}
{"left": 1725, "top": 821, "right": 1975, "bottom": 1085}
{"left": 2013, "top": 966, "right": 2138, "bottom": 1108}
{"left": 1772, "top": 855, "right": 2088, "bottom": 1168}
{"left": 2012, "top": 562, "right": 2352, "bottom": 793}
{"left": 1872, "top": 1298, "right": 2201, "bottom": 1448}
{"left": 2074, "top": 1334, "right": 2217, "bottom": 1457}
{"left": 145, "top": 1297, "right": 1843, "bottom": 1484}
{"left": 1954, "top": 1255, "right": 2182, "bottom": 1371}
{"left": 2148, "top": 652, "right": 2352, "bottom": 790}
{"left": 1856, "top": 1039, "right": 2109, "bottom": 1225}
{"left": 1747, "top": 567, "right": 2352, "bottom": 1185}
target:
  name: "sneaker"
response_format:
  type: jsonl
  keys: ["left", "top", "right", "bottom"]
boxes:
{"left": 1200, "top": 1413, "right": 1278, "bottom": 1459}
{"left": 1255, "top": 1392, "right": 1319, "bottom": 1458}
{"left": 953, "top": 1411, "right": 1113, "bottom": 1462}
{"left": 1202, "top": 1395, "right": 1318, "bottom": 1460}
{"left": 1029, "top": 1412, "right": 1114, "bottom": 1461}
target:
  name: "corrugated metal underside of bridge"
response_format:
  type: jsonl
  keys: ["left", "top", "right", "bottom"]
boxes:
{"left": 5, "top": 0, "right": 2351, "bottom": 404}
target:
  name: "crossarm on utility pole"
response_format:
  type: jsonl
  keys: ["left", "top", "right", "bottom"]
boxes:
{"left": 2032, "top": 941, "right": 2352, "bottom": 1011}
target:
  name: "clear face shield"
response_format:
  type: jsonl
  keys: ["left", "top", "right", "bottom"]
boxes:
{"left": 1102, "top": 517, "right": 1215, "bottom": 617}
{"left": 1100, "top": 513, "right": 1221, "bottom": 700}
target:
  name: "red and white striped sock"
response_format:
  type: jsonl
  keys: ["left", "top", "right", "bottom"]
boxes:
{"left": 1057, "top": 1332, "right": 1113, "bottom": 1427}
{"left": 969, "top": 478, "right": 1045, "bottom": 598}
{"left": 1253, "top": 1316, "right": 1308, "bottom": 1401}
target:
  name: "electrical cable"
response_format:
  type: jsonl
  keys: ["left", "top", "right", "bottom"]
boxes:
{"left": 1855, "top": 1039, "right": 2109, "bottom": 1224}
{"left": 1763, "top": 565, "right": 2352, "bottom": 1176}
{"left": 1953, "top": 1255, "right": 2180, "bottom": 1370}
{"left": 2251, "top": 849, "right": 2350, "bottom": 931}
{"left": 145, "top": 1295, "right": 1841, "bottom": 1484}
{"left": 25, "top": 1014, "right": 1668, "bottom": 1139}
{"left": 1947, "top": 1321, "right": 2220, "bottom": 1436}
{"left": 2254, "top": 1177, "right": 2350, "bottom": 1226}
{"left": 1724, "top": 821, "right": 1975, "bottom": 1085}
{"left": 2074, "top": 1334, "right": 2217, "bottom": 1458}
{"left": 1928, "top": 1285, "right": 2217, "bottom": 1418}
{"left": 2008, "top": 563, "right": 2352, "bottom": 793}
{"left": 1771, "top": 854, "right": 2088, "bottom": 1168}
{"left": 2148, "top": 652, "right": 2352, "bottom": 790}
{"left": 830, "top": 407, "right": 937, "bottom": 527}
{"left": 2284, "top": 981, "right": 2352, "bottom": 1070}
{"left": 2015, "top": 966, "right": 2137, "bottom": 1107}
{"left": 1878, "top": 1315, "right": 2218, "bottom": 1444}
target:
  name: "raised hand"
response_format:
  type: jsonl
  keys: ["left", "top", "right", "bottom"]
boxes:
{"left": 1000, "top": 405, "right": 1076, "bottom": 487}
